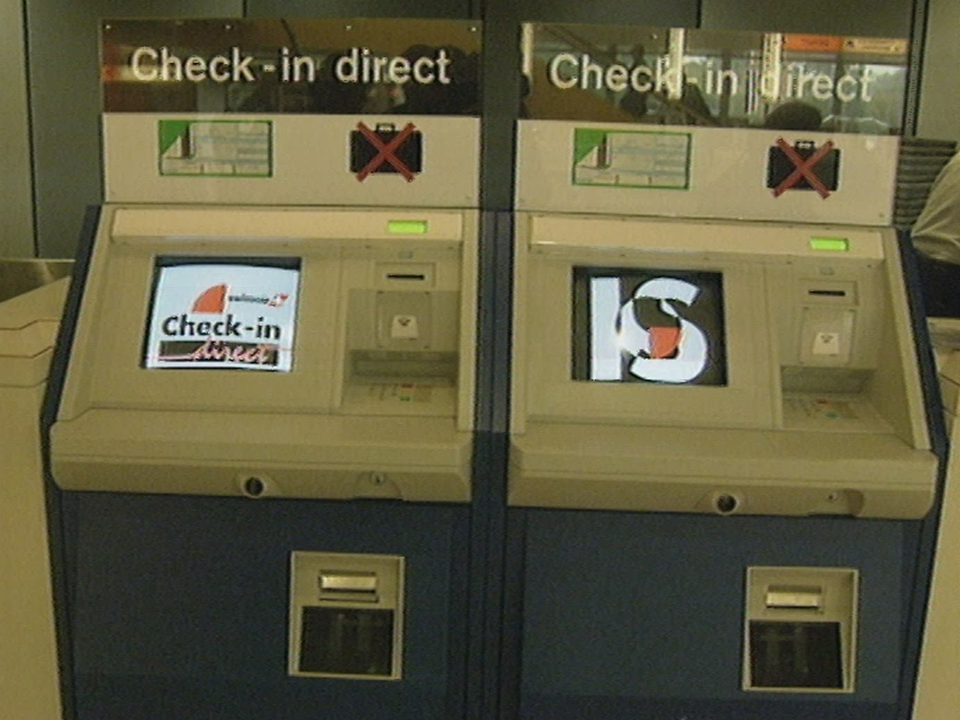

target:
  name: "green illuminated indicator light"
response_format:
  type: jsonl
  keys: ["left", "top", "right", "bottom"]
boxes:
{"left": 810, "top": 237, "right": 850, "bottom": 252}
{"left": 388, "top": 220, "right": 428, "bottom": 235}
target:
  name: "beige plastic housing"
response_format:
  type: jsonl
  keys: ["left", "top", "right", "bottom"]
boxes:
{"left": 0, "top": 277, "right": 69, "bottom": 720}
{"left": 288, "top": 552, "right": 404, "bottom": 680}
{"left": 509, "top": 213, "right": 937, "bottom": 518}
{"left": 743, "top": 566, "right": 858, "bottom": 694}
{"left": 50, "top": 205, "right": 477, "bottom": 501}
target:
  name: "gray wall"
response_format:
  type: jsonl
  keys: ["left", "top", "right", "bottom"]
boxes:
{"left": 0, "top": 0, "right": 35, "bottom": 257}
{"left": 917, "top": 0, "right": 960, "bottom": 142}
{"left": 247, "top": 0, "right": 475, "bottom": 18}
{"left": 25, "top": 0, "right": 243, "bottom": 259}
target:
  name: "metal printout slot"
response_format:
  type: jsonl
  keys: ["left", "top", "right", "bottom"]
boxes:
{"left": 765, "top": 585, "right": 824, "bottom": 610}
{"left": 320, "top": 571, "right": 378, "bottom": 595}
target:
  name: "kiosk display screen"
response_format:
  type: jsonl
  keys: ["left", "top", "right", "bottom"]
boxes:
{"left": 572, "top": 267, "right": 727, "bottom": 385}
{"left": 143, "top": 257, "right": 300, "bottom": 372}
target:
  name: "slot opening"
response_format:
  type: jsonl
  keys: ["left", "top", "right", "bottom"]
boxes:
{"left": 386, "top": 273, "right": 427, "bottom": 281}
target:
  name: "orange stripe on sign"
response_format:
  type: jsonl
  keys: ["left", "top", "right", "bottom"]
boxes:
{"left": 783, "top": 35, "right": 844, "bottom": 53}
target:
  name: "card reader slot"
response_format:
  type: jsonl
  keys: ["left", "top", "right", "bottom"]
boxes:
{"left": 797, "top": 279, "right": 856, "bottom": 305}
{"left": 385, "top": 273, "right": 427, "bottom": 281}
{"left": 376, "top": 262, "right": 435, "bottom": 289}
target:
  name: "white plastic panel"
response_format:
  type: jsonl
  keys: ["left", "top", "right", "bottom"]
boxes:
{"left": 517, "top": 122, "right": 898, "bottom": 226}
{"left": 104, "top": 114, "right": 480, "bottom": 209}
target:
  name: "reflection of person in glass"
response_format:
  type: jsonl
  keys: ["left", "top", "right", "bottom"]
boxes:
{"left": 763, "top": 101, "right": 822, "bottom": 131}
{"left": 620, "top": 45, "right": 648, "bottom": 120}
{"left": 310, "top": 50, "right": 371, "bottom": 113}
{"left": 236, "top": 49, "right": 371, "bottom": 113}
{"left": 653, "top": 73, "right": 715, "bottom": 126}
{"left": 392, "top": 45, "right": 479, "bottom": 115}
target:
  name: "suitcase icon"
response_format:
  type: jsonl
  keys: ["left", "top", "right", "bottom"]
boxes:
{"left": 351, "top": 122, "right": 423, "bottom": 182}
{"left": 767, "top": 139, "right": 840, "bottom": 196}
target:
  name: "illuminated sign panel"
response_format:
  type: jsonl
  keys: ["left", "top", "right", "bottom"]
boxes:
{"left": 143, "top": 258, "right": 300, "bottom": 371}
{"left": 572, "top": 267, "right": 727, "bottom": 385}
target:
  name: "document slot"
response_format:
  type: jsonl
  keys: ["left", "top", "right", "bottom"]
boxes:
{"left": 377, "top": 262, "right": 435, "bottom": 289}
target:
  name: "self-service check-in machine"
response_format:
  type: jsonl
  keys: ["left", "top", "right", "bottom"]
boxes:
{"left": 42, "top": 19, "right": 482, "bottom": 718}
{"left": 50, "top": 205, "right": 476, "bottom": 501}
{"left": 504, "top": 24, "right": 941, "bottom": 716}
{"left": 510, "top": 213, "right": 935, "bottom": 518}
{"left": 51, "top": 18, "right": 482, "bottom": 503}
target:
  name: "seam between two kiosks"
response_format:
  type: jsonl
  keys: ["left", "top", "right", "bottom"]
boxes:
{"left": 895, "top": 230, "right": 948, "bottom": 720}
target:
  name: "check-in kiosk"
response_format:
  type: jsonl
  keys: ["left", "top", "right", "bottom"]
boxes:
{"left": 51, "top": 18, "right": 482, "bottom": 504}
{"left": 42, "top": 18, "right": 482, "bottom": 720}
{"left": 511, "top": 214, "right": 935, "bottom": 517}
{"left": 504, "top": 23, "right": 941, "bottom": 719}
{"left": 511, "top": 27, "right": 938, "bottom": 518}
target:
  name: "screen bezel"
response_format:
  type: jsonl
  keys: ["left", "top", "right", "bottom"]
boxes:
{"left": 67, "top": 238, "right": 342, "bottom": 416}
{"left": 55, "top": 206, "right": 478, "bottom": 427}
{"left": 521, "top": 251, "right": 776, "bottom": 430}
